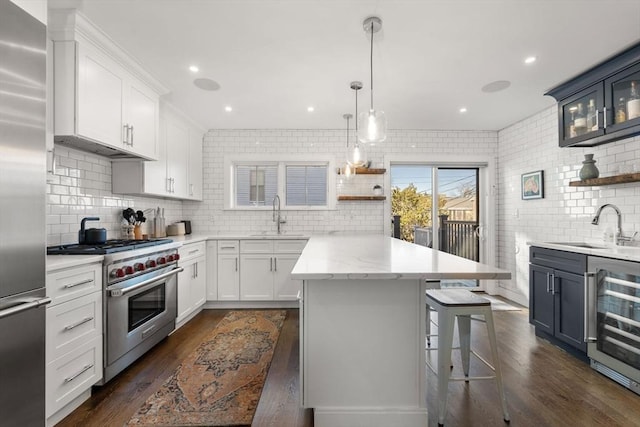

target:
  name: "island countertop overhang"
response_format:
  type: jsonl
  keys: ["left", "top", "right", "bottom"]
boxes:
{"left": 291, "top": 235, "right": 511, "bottom": 281}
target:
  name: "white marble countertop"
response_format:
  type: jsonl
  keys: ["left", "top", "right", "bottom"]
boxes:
{"left": 166, "top": 233, "right": 310, "bottom": 243}
{"left": 528, "top": 241, "right": 640, "bottom": 262}
{"left": 291, "top": 235, "right": 512, "bottom": 280}
{"left": 46, "top": 233, "right": 310, "bottom": 270}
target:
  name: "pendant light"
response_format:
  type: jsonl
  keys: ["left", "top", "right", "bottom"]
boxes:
{"left": 343, "top": 114, "right": 354, "bottom": 178}
{"left": 358, "top": 16, "right": 387, "bottom": 144}
{"left": 348, "top": 81, "right": 367, "bottom": 168}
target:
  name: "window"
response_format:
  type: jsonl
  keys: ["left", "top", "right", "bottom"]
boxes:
{"left": 286, "top": 165, "right": 327, "bottom": 206}
{"left": 226, "top": 157, "right": 334, "bottom": 210}
{"left": 236, "top": 165, "right": 277, "bottom": 206}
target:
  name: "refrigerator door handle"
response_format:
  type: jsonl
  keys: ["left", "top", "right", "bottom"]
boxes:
{"left": 584, "top": 272, "right": 597, "bottom": 343}
{"left": 0, "top": 297, "right": 51, "bottom": 319}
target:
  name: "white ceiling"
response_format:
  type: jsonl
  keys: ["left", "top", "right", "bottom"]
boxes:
{"left": 57, "top": 0, "right": 640, "bottom": 132}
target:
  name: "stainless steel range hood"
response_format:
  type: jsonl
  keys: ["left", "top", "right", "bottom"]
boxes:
{"left": 54, "top": 134, "right": 151, "bottom": 160}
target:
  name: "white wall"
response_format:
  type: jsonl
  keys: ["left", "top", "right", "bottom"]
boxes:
{"left": 48, "top": 115, "right": 640, "bottom": 307}
{"left": 182, "top": 129, "right": 498, "bottom": 236}
{"left": 496, "top": 105, "right": 640, "bottom": 306}
{"left": 46, "top": 144, "right": 183, "bottom": 245}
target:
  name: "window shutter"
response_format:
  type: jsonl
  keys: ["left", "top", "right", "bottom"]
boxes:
{"left": 286, "top": 165, "right": 327, "bottom": 206}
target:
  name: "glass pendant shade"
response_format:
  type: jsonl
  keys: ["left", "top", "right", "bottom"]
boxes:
{"left": 358, "top": 109, "right": 387, "bottom": 143}
{"left": 346, "top": 142, "right": 367, "bottom": 168}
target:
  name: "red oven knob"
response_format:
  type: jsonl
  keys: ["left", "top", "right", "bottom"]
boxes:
{"left": 146, "top": 259, "right": 157, "bottom": 268}
{"left": 167, "top": 255, "right": 175, "bottom": 262}
{"left": 110, "top": 268, "right": 125, "bottom": 279}
{"left": 175, "top": 253, "right": 180, "bottom": 261}
{"left": 134, "top": 262, "right": 145, "bottom": 272}
{"left": 157, "top": 256, "right": 166, "bottom": 265}
{"left": 124, "top": 265, "right": 134, "bottom": 275}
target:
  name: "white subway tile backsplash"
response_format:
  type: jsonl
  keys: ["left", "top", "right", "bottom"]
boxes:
{"left": 47, "top": 144, "right": 184, "bottom": 245}
{"left": 497, "top": 105, "right": 640, "bottom": 305}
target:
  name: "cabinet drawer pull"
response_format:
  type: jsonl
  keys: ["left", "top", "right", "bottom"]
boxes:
{"left": 64, "top": 279, "right": 93, "bottom": 289}
{"left": 188, "top": 249, "right": 199, "bottom": 255}
{"left": 235, "top": 257, "right": 238, "bottom": 272}
{"left": 274, "top": 257, "right": 277, "bottom": 271}
{"left": 603, "top": 106, "right": 607, "bottom": 129}
{"left": 220, "top": 246, "right": 235, "bottom": 250}
{"left": 130, "top": 125, "right": 134, "bottom": 146}
{"left": 64, "top": 364, "right": 93, "bottom": 384}
{"left": 123, "top": 124, "right": 129, "bottom": 144}
{"left": 64, "top": 316, "right": 94, "bottom": 331}
{"left": 546, "top": 272, "right": 551, "bottom": 293}
{"left": 550, "top": 273, "right": 556, "bottom": 295}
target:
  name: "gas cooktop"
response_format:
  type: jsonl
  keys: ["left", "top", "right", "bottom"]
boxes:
{"left": 47, "top": 239, "right": 174, "bottom": 255}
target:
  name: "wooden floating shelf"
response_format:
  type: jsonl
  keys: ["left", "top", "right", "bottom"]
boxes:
{"left": 569, "top": 172, "right": 640, "bottom": 187}
{"left": 336, "top": 167, "right": 386, "bottom": 175}
{"left": 337, "top": 195, "right": 386, "bottom": 201}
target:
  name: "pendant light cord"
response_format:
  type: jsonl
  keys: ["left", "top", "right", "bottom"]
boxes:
{"left": 355, "top": 86, "right": 359, "bottom": 134}
{"left": 346, "top": 116, "right": 350, "bottom": 148}
{"left": 369, "top": 21, "right": 374, "bottom": 110}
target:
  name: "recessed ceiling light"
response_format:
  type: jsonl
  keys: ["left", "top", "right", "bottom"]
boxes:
{"left": 524, "top": 56, "right": 537, "bottom": 64}
{"left": 224, "top": 106, "right": 233, "bottom": 112}
{"left": 189, "top": 65, "right": 199, "bottom": 72}
{"left": 307, "top": 106, "right": 315, "bottom": 112}
{"left": 459, "top": 107, "right": 467, "bottom": 113}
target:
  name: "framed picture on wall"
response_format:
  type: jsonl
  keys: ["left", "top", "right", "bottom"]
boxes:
{"left": 522, "top": 170, "right": 544, "bottom": 200}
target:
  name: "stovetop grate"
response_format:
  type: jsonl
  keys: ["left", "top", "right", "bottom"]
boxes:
{"left": 47, "top": 239, "right": 174, "bottom": 255}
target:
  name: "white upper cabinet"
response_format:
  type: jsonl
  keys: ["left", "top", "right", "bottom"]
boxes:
{"left": 49, "top": 9, "right": 166, "bottom": 160}
{"left": 188, "top": 129, "right": 203, "bottom": 200}
{"left": 76, "top": 41, "right": 125, "bottom": 150}
{"left": 112, "top": 100, "right": 205, "bottom": 201}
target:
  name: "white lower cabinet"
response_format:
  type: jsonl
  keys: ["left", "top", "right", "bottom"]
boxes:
{"left": 206, "top": 241, "right": 218, "bottom": 300}
{"left": 217, "top": 240, "right": 240, "bottom": 300}
{"left": 176, "top": 242, "right": 207, "bottom": 328}
{"left": 274, "top": 254, "right": 303, "bottom": 299}
{"left": 239, "top": 239, "right": 306, "bottom": 301}
{"left": 45, "top": 261, "right": 103, "bottom": 423}
{"left": 240, "top": 254, "right": 274, "bottom": 300}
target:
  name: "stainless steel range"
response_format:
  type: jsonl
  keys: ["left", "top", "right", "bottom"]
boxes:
{"left": 47, "top": 239, "right": 183, "bottom": 384}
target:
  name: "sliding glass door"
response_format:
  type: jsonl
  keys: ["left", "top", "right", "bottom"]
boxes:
{"left": 391, "top": 164, "right": 480, "bottom": 288}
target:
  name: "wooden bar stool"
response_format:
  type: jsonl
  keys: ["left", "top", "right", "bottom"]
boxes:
{"left": 425, "top": 289, "right": 510, "bottom": 426}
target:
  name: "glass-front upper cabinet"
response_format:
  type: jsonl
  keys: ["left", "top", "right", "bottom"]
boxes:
{"left": 605, "top": 62, "right": 640, "bottom": 134}
{"left": 558, "top": 84, "right": 605, "bottom": 146}
{"left": 547, "top": 42, "right": 640, "bottom": 148}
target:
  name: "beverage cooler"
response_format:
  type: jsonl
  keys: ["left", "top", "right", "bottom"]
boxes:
{"left": 585, "top": 256, "right": 640, "bottom": 394}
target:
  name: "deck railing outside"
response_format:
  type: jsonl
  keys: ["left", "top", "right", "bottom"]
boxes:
{"left": 411, "top": 215, "right": 479, "bottom": 262}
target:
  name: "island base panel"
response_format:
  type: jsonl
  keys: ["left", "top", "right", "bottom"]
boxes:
{"left": 302, "top": 278, "right": 428, "bottom": 426}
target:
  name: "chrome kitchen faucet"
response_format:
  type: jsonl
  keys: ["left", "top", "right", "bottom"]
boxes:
{"left": 272, "top": 195, "right": 286, "bottom": 234}
{"left": 592, "top": 204, "right": 637, "bottom": 245}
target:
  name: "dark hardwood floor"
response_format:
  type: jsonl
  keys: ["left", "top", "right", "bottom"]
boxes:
{"left": 58, "top": 307, "right": 640, "bottom": 427}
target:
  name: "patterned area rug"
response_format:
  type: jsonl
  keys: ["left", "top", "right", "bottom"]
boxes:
{"left": 126, "top": 310, "right": 287, "bottom": 426}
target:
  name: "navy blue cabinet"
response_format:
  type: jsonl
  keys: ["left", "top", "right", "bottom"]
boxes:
{"left": 529, "top": 246, "right": 587, "bottom": 354}
{"left": 546, "top": 42, "right": 640, "bottom": 147}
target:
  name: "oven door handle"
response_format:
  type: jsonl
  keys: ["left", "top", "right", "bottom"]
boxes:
{"left": 108, "top": 267, "right": 184, "bottom": 297}
{"left": 584, "top": 271, "right": 597, "bottom": 343}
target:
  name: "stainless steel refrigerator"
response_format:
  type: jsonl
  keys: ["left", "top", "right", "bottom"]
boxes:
{"left": 0, "top": 1, "right": 50, "bottom": 425}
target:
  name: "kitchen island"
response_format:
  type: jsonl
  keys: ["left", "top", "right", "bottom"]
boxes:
{"left": 291, "top": 235, "right": 511, "bottom": 427}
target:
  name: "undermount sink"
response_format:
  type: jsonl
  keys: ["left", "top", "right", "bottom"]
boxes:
{"left": 546, "top": 242, "right": 608, "bottom": 249}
